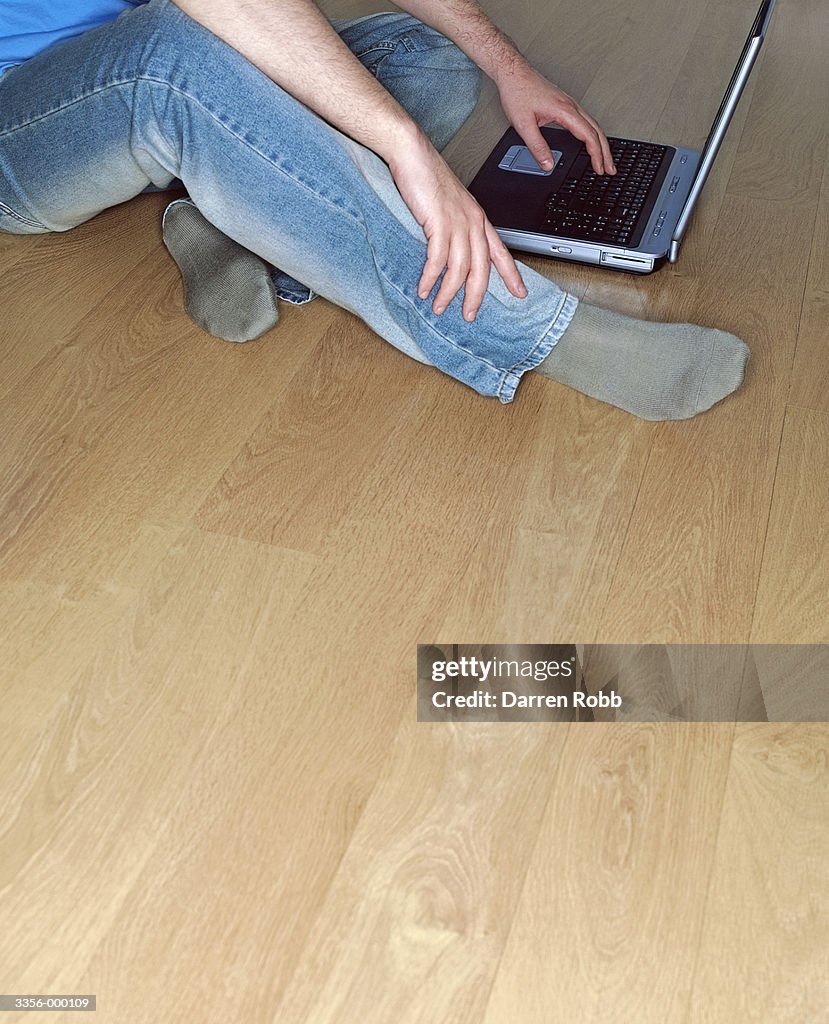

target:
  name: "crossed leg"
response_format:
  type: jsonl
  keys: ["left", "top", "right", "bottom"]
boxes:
{"left": 162, "top": 11, "right": 484, "bottom": 342}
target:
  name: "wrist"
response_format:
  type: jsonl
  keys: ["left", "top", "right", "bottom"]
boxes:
{"left": 491, "top": 50, "right": 534, "bottom": 88}
{"left": 380, "top": 119, "right": 433, "bottom": 171}
{"left": 484, "top": 37, "right": 531, "bottom": 87}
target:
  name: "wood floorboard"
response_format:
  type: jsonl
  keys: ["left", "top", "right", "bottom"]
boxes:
{"left": 598, "top": 0, "right": 829, "bottom": 640}
{"left": 0, "top": 227, "right": 45, "bottom": 276}
{"left": 68, "top": 519, "right": 472, "bottom": 1022}
{"left": 597, "top": 199, "right": 801, "bottom": 642}
{"left": 751, "top": 405, "right": 829, "bottom": 642}
{"left": 194, "top": 315, "right": 427, "bottom": 552}
{"left": 687, "top": 724, "right": 829, "bottom": 1023}
{"left": 1, "top": 1, "right": 826, "bottom": 1021}
{"left": 272, "top": 713, "right": 569, "bottom": 1024}
{"left": 0, "top": 529, "right": 319, "bottom": 1002}
{"left": 0, "top": 252, "right": 338, "bottom": 587}
{"left": 0, "top": 196, "right": 172, "bottom": 405}
{"left": 576, "top": 2, "right": 711, "bottom": 138}
{"left": 788, "top": 133, "right": 829, "bottom": 416}
{"left": 482, "top": 724, "right": 735, "bottom": 1024}
{"left": 436, "top": 387, "right": 655, "bottom": 640}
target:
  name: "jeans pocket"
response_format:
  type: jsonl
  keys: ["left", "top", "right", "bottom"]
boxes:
{"left": 0, "top": 200, "right": 49, "bottom": 234}
{"left": 353, "top": 43, "right": 397, "bottom": 77}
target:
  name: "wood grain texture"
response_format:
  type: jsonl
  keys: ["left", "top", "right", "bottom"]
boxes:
{"left": 436, "top": 388, "right": 655, "bottom": 641}
{"left": 194, "top": 315, "right": 426, "bottom": 552}
{"left": 0, "top": 196, "right": 172, "bottom": 405}
{"left": 788, "top": 130, "right": 829, "bottom": 415}
{"left": 1, "top": 1, "right": 827, "bottom": 1022}
{"left": 1, "top": 529, "right": 318, "bottom": 1003}
{"left": 688, "top": 725, "right": 829, "bottom": 1023}
{"left": 273, "top": 714, "right": 570, "bottom": 1024}
{"left": 751, "top": 406, "right": 829, "bottom": 642}
{"left": 483, "top": 725, "right": 734, "bottom": 1024}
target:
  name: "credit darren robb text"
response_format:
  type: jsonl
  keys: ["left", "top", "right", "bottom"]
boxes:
{"left": 417, "top": 645, "right": 829, "bottom": 722}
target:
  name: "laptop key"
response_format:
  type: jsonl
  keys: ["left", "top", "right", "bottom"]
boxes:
{"left": 541, "top": 136, "right": 670, "bottom": 245}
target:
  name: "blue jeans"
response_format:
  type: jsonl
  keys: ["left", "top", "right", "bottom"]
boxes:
{"left": 0, "top": 0, "right": 577, "bottom": 402}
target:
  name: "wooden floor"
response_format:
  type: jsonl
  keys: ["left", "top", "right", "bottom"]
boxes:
{"left": 1, "top": 0, "right": 827, "bottom": 1020}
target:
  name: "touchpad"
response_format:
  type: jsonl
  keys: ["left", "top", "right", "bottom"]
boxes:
{"left": 498, "top": 145, "right": 562, "bottom": 176}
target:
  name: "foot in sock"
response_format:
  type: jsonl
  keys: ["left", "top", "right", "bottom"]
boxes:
{"left": 162, "top": 199, "right": 279, "bottom": 343}
{"left": 535, "top": 303, "right": 749, "bottom": 420}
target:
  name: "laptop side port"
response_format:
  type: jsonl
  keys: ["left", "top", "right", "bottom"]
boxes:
{"left": 600, "top": 252, "right": 655, "bottom": 272}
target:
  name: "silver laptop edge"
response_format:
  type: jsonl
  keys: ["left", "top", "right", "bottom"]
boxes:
{"left": 494, "top": 0, "right": 776, "bottom": 273}
{"left": 669, "top": 0, "right": 777, "bottom": 262}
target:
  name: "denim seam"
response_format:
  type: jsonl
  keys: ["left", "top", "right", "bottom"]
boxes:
{"left": 357, "top": 38, "right": 461, "bottom": 57}
{"left": 354, "top": 44, "right": 397, "bottom": 59}
{"left": 147, "top": 79, "right": 366, "bottom": 221}
{"left": 376, "top": 269, "right": 507, "bottom": 377}
{"left": 356, "top": 35, "right": 454, "bottom": 68}
{"left": 354, "top": 29, "right": 462, "bottom": 64}
{"left": 496, "top": 292, "right": 578, "bottom": 402}
{"left": 376, "top": 262, "right": 576, "bottom": 396}
{"left": 506, "top": 289, "right": 571, "bottom": 376}
{"left": 134, "top": 79, "right": 381, "bottom": 230}
{"left": 396, "top": 33, "right": 463, "bottom": 55}
{"left": 1, "top": 76, "right": 366, "bottom": 229}
{"left": 0, "top": 79, "right": 145, "bottom": 136}
{"left": 0, "top": 75, "right": 344, "bottom": 230}
{"left": 0, "top": 200, "right": 47, "bottom": 229}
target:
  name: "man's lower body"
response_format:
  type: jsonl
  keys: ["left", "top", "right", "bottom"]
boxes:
{"left": 0, "top": 0, "right": 748, "bottom": 416}
{"left": 158, "top": 9, "right": 492, "bottom": 341}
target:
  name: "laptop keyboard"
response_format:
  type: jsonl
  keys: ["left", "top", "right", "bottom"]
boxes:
{"left": 543, "top": 138, "right": 670, "bottom": 247}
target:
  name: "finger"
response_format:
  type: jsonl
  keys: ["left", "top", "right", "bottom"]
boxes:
{"left": 514, "top": 120, "right": 556, "bottom": 172}
{"left": 560, "top": 110, "right": 605, "bottom": 174}
{"left": 462, "top": 226, "right": 492, "bottom": 322}
{"left": 418, "top": 231, "right": 449, "bottom": 300}
{"left": 433, "top": 236, "right": 470, "bottom": 314}
{"left": 581, "top": 109, "right": 616, "bottom": 174}
{"left": 485, "top": 221, "right": 527, "bottom": 298}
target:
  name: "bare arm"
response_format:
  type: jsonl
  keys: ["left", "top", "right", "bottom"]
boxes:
{"left": 393, "top": 0, "right": 615, "bottom": 175}
{"left": 389, "top": 0, "right": 527, "bottom": 81}
{"left": 173, "top": 0, "right": 418, "bottom": 162}
{"left": 171, "top": 0, "right": 526, "bottom": 321}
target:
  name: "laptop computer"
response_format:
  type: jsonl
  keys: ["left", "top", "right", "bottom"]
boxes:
{"left": 468, "top": 0, "right": 777, "bottom": 274}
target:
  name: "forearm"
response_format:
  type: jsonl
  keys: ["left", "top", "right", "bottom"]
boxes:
{"left": 171, "top": 0, "right": 423, "bottom": 162}
{"left": 171, "top": 0, "right": 529, "bottom": 320}
{"left": 392, "top": 0, "right": 528, "bottom": 83}
{"left": 397, "top": 0, "right": 615, "bottom": 175}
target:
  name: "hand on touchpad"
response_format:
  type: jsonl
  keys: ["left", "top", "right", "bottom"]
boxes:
{"left": 498, "top": 146, "right": 562, "bottom": 176}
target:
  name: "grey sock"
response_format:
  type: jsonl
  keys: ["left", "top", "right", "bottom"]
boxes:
{"left": 162, "top": 199, "right": 278, "bottom": 343}
{"left": 536, "top": 303, "right": 749, "bottom": 420}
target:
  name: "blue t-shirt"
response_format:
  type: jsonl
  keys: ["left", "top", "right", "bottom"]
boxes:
{"left": 0, "top": 1, "right": 148, "bottom": 77}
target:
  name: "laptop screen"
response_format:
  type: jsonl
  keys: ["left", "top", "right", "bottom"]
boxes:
{"left": 700, "top": 0, "right": 777, "bottom": 159}
{"left": 671, "top": 0, "right": 777, "bottom": 254}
